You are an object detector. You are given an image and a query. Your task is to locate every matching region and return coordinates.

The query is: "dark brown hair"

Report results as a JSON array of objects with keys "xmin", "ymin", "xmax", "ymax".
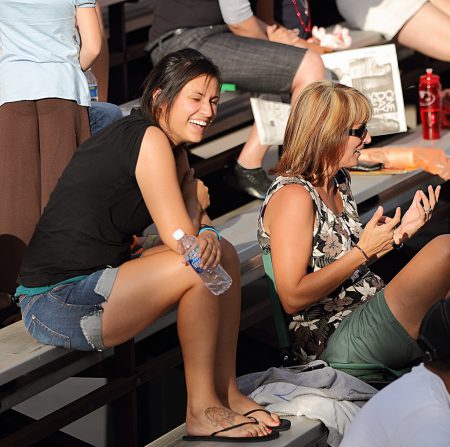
[{"xmin": 140, "ymin": 48, "xmax": 221, "ymax": 124}]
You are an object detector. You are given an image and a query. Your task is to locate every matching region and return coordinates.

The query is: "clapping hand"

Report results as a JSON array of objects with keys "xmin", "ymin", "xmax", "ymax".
[
  {"xmin": 358, "ymin": 206, "xmax": 402, "ymax": 259},
  {"xmin": 394, "ymin": 185, "xmax": 441, "ymax": 243}
]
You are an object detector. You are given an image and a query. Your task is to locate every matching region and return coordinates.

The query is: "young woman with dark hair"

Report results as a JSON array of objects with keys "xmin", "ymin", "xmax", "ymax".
[
  {"xmin": 15, "ymin": 49, "xmax": 283, "ymax": 441},
  {"xmin": 258, "ymin": 80, "xmax": 450, "ymax": 375}
]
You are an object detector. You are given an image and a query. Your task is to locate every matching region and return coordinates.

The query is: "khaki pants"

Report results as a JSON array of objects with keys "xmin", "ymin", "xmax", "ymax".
[{"xmin": 0, "ymin": 99, "xmax": 90, "ymax": 294}]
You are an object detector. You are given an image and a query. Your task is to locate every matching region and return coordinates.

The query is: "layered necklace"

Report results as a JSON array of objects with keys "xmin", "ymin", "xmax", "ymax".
[{"xmin": 291, "ymin": 0, "xmax": 312, "ymax": 33}]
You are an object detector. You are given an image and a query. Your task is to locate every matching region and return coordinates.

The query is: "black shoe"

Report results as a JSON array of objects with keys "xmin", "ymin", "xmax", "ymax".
[{"xmin": 231, "ymin": 163, "xmax": 273, "ymax": 199}]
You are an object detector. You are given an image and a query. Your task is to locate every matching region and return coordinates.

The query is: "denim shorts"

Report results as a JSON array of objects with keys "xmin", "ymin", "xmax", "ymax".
[
  {"xmin": 18, "ymin": 267, "xmax": 118, "ymax": 351},
  {"xmin": 149, "ymin": 25, "xmax": 307, "ymax": 95}
]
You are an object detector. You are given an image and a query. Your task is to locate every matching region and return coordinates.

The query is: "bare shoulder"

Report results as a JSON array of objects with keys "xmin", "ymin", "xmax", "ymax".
[
  {"xmin": 138, "ymin": 126, "xmax": 173, "ymax": 158},
  {"xmin": 265, "ymin": 182, "xmax": 314, "ymax": 233},
  {"xmin": 136, "ymin": 126, "xmax": 176, "ymax": 179},
  {"xmin": 141, "ymin": 126, "xmax": 170, "ymax": 146},
  {"xmin": 268, "ymin": 182, "xmax": 313, "ymax": 212}
]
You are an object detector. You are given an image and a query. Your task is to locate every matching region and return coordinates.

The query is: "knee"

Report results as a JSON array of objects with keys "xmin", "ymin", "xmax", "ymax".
[
  {"xmin": 294, "ymin": 49, "xmax": 325, "ymax": 86},
  {"xmin": 426, "ymin": 234, "xmax": 450, "ymax": 262},
  {"xmin": 220, "ymin": 238, "xmax": 240, "ymax": 271}
]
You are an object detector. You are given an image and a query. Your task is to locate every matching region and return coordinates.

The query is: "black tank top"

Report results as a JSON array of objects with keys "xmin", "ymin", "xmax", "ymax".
[
  {"xmin": 149, "ymin": 0, "xmax": 224, "ymax": 42},
  {"xmin": 19, "ymin": 111, "xmax": 155, "ymax": 287}
]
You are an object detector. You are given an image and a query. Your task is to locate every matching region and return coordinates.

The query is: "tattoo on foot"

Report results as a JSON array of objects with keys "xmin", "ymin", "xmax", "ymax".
[{"xmin": 205, "ymin": 407, "xmax": 236, "ymax": 428}]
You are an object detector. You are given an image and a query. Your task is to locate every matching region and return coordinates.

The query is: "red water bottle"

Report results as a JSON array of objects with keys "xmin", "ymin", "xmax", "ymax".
[{"xmin": 419, "ymin": 68, "xmax": 442, "ymax": 140}]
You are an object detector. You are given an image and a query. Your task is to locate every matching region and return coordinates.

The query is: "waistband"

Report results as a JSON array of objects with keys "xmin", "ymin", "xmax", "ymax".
[{"xmin": 145, "ymin": 28, "xmax": 188, "ymax": 54}]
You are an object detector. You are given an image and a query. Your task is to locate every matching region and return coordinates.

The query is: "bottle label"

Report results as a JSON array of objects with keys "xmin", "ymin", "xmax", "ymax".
[
  {"xmin": 419, "ymin": 90, "xmax": 437, "ymax": 107},
  {"xmin": 89, "ymin": 85, "xmax": 99, "ymax": 102},
  {"xmin": 186, "ymin": 252, "xmax": 204, "ymax": 273}
]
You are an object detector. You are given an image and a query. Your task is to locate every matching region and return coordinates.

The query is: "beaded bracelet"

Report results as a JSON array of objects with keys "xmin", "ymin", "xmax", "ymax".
[
  {"xmin": 198, "ymin": 225, "xmax": 221, "ymax": 240},
  {"xmin": 354, "ymin": 244, "xmax": 370, "ymax": 262}
]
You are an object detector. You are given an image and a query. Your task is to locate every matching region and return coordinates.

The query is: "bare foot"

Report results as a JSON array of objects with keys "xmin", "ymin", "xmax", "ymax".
[
  {"xmin": 228, "ymin": 393, "xmax": 282, "ymax": 429},
  {"xmin": 185, "ymin": 406, "xmax": 272, "ymax": 438}
]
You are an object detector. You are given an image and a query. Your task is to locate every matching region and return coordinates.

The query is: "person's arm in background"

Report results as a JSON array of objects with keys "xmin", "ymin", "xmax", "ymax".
[
  {"xmin": 219, "ymin": 0, "xmax": 267, "ymax": 39},
  {"xmin": 76, "ymin": 5, "xmax": 102, "ymax": 71},
  {"xmin": 253, "ymin": 0, "xmax": 333, "ymax": 53},
  {"xmin": 218, "ymin": 0, "xmax": 318, "ymax": 48},
  {"xmin": 91, "ymin": 4, "xmax": 109, "ymax": 101}
]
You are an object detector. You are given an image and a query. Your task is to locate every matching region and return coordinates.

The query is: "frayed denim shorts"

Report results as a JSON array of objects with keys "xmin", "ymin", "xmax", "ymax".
[{"xmin": 18, "ymin": 267, "xmax": 118, "ymax": 351}]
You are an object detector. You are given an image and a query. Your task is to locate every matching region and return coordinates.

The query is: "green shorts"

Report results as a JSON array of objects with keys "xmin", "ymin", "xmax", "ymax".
[{"xmin": 319, "ymin": 289, "xmax": 423, "ymax": 378}]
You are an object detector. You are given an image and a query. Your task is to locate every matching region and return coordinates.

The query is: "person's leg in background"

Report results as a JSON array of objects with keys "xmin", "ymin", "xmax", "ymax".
[
  {"xmin": 88, "ymin": 101, "xmax": 123, "ymax": 134},
  {"xmin": 397, "ymin": 1, "xmax": 450, "ymax": 62},
  {"xmin": 234, "ymin": 49, "xmax": 325, "ymax": 192},
  {"xmin": 37, "ymin": 99, "xmax": 90, "ymax": 212},
  {"xmin": 148, "ymin": 28, "xmax": 326, "ymax": 198},
  {"xmin": 0, "ymin": 101, "xmax": 40, "ymax": 324},
  {"xmin": 197, "ymin": 32, "xmax": 326, "ymax": 198}
]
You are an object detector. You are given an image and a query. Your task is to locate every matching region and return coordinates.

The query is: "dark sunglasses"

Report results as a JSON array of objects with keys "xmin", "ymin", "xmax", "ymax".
[{"xmin": 348, "ymin": 123, "xmax": 368, "ymax": 141}]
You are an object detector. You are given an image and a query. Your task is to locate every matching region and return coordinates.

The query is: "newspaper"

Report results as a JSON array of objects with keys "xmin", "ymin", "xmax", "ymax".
[
  {"xmin": 251, "ymin": 43, "xmax": 407, "ymax": 145},
  {"xmin": 321, "ymin": 44, "xmax": 407, "ymax": 136},
  {"xmin": 250, "ymin": 97, "xmax": 291, "ymax": 146}
]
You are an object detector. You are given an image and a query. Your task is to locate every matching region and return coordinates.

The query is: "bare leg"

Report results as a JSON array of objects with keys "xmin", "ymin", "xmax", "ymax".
[
  {"xmin": 397, "ymin": 3, "xmax": 450, "ymax": 62},
  {"xmin": 102, "ymin": 246, "xmax": 269, "ymax": 438},
  {"xmin": 384, "ymin": 234, "xmax": 450, "ymax": 339},
  {"xmin": 237, "ymin": 49, "xmax": 325, "ymax": 168},
  {"xmin": 430, "ymin": 0, "xmax": 450, "ymax": 15},
  {"xmin": 212, "ymin": 240, "xmax": 283, "ymax": 427}
]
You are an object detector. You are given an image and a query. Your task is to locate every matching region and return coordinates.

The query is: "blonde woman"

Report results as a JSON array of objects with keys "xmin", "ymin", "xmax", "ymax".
[{"xmin": 258, "ymin": 81, "xmax": 450, "ymax": 374}]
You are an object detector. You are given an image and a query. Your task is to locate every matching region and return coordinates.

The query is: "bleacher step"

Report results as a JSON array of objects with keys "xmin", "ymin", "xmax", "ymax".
[{"xmin": 145, "ymin": 417, "xmax": 328, "ymax": 447}]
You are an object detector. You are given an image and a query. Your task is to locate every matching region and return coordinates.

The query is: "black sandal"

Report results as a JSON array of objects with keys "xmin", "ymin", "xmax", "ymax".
[
  {"xmin": 243, "ymin": 409, "xmax": 291, "ymax": 432},
  {"xmin": 183, "ymin": 418, "xmax": 280, "ymax": 442}
]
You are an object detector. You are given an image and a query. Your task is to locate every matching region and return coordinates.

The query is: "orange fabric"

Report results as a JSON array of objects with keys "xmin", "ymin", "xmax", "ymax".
[{"xmin": 359, "ymin": 147, "xmax": 450, "ymax": 180}]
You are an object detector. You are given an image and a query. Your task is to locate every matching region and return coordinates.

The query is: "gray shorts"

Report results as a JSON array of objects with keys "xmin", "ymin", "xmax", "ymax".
[
  {"xmin": 149, "ymin": 25, "xmax": 307, "ymax": 95},
  {"xmin": 18, "ymin": 267, "xmax": 119, "ymax": 351}
]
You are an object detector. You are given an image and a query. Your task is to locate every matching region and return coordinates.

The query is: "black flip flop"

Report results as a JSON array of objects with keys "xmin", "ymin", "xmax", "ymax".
[
  {"xmin": 243, "ymin": 409, "xmax": 291, "ymax": 432},
  {"xmin": 183, "ymin": 419, "xmax": 280, "ymax": 442}
]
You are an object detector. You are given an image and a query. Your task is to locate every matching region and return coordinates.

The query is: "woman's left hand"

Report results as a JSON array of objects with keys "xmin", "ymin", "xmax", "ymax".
[
  {"xmin": 197, "ymin": 231, "xmax": 221, "ymax": 269},
  {"xmin": 394, "ymin": 185, "xmax": 441, "ymax": 243}
]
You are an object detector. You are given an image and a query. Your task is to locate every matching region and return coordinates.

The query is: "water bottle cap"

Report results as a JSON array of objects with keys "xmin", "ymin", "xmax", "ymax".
[
  {"xmin": 426, "ymin": 68, "xmax": 433, "ymax": 75},
  {"xmin": 172, "ymin": 229, "xmax": 185, "ymax": 240}
]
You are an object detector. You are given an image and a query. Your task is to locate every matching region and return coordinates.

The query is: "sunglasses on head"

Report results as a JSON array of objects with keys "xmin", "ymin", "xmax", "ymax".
[{"xmin": 348, "ymin": 123, "xmax": 368, "ymax": 141}]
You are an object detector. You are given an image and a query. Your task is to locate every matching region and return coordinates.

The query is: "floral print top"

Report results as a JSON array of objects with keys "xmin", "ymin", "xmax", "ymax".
[{"xmin": 257, "ymin": 170, "xmax": 385, "ymax": 362}]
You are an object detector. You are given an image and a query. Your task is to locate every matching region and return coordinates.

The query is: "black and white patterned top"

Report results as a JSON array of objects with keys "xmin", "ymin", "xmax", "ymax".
[{"xmin": 257, "ymin": 169, "xmax": 385, "ymax": 361}]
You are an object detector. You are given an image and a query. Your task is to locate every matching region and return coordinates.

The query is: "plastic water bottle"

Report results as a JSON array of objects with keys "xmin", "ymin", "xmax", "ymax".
[
  {"xmin": 172, "ymin": 229, "xmax": 232, "ymax": 295},
  {"xmin": 85, "ymin": 69, "xmax": 99, "ymax": 102},
  {"xmin": 419, "ymin": 68, "xmax": 442, "ymax": 140}
]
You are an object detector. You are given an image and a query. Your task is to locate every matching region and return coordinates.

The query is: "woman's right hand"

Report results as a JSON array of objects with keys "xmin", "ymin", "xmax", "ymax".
[{"xmin": 358, "ymin": 206, "xmax": 402, "ymax": 258}]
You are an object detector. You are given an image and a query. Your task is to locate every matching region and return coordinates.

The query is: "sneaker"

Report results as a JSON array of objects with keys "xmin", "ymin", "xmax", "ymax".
[{"xmin": 231, "ymin": 163, "xmax": 273, "ymax": 199}]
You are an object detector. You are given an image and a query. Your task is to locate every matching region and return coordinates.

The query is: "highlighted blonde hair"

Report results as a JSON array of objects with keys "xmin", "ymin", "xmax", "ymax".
[{"xmin": 275, "ymin": 81, "xmax": 372, "ymax": 185}]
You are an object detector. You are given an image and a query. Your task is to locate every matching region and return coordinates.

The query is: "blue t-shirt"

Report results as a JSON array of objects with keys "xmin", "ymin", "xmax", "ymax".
[{"xmin": 0, "ymin": 0, "xmax": 96, "ymax": 107}]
